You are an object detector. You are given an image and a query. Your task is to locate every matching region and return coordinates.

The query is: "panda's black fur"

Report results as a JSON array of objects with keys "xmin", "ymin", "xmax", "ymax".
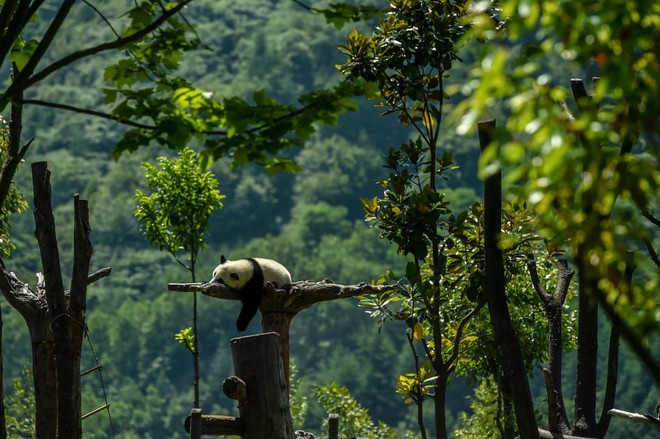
[{"xmin": 235, "ymin": 258, "xmax": 264, "ymax": 331}]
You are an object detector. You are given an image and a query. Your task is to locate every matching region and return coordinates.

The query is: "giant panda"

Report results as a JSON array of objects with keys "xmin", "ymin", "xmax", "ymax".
[{"xmin": 211, "ymin": 255, "xmax": 292, "ymax": 331}]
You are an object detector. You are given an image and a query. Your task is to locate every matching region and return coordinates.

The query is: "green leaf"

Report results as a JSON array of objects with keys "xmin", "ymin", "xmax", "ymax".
[
  {"xmin": 10, "ymin": 39, "xmax": 39, "ymax": 71},
  {"xmin": 413, "ymin": 322, "xmax": 424, "ymax": 341},
  {"xmin": 175, "ymin": 327, "xmax": 195, "ymax": 353}
]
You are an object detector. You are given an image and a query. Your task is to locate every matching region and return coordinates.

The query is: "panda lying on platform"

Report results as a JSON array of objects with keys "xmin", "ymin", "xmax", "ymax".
[{"xmin": 211, "ymin": 255, "xmax": 292, "ymax": 331}]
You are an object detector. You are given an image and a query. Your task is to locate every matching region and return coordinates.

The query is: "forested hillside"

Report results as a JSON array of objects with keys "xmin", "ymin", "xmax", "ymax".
[{"xmin": 1, "ymin": 1, "xmax": 658, "ymax": 438}]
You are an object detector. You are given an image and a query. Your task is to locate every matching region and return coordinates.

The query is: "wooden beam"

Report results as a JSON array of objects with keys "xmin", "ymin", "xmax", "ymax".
[
  {"xmin": 538, "ymin": 428, "xmax": 596, "ymax": 439},
  {"xmin": 184, "ymin": 412, "xmax": 242, "ymax": 436}
]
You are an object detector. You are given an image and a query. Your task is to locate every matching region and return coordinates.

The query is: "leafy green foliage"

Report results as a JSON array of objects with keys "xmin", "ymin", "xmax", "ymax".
[
  {"xmin": 458, "ymin": 0, "xmax": 660, "ymax": 346},
  {"xmin": 134, "ymin": 146, "xmax": 224, "ymax": 273},
  {"xmin": 175, "ymin": 326, "xmax": 195, "ymax": 353},
  {"xmin": 5, "ymin": 366, "xmax": 35, "ymax": 438},
  {"xmin": 339, "ymin": 2, "xmax": 485, "ymax": 437},
  {"xmin": 396, "ymin": 360, "xmax": 437, "ymax": 406},
  {"xmin": 362, "ymin": 143, "xmax": 455, "ymax": 260},
  {"xmin": 2, "ymin": 1, "xmax": 656, "ymax": 438},
  {"xmin": 101, "ymin": 1, "xmax": 368, "ymax": 174},
  {"xmin": 338, "ymin": 0, "xmax": 470, "ymax": 112},
  {"xmin": 289, "ymin": 361, "xmax": 308, "ymax": 430},
  {"xmin": 302, "ymin": 2, "xmax": 383, "ymax": 30},
  {"xmin": 0, "ymin": 116, "xmax": 28, "ymax": 258},
  {"xmin": 10, "ymin": 38, "xmax": 39, "ymax": 71},
  {"xmin": 314, "ymin": 383, "xmax": 399, "ymax": 439},
  {"xmin": 454, "ymin": 380, "xmax": 518, "ymax": 439}
]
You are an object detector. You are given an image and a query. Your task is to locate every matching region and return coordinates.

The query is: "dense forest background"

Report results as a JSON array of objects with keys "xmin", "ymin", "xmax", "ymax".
[{"xmin": 1, "ymin": 1, "xmax": 657, "ymax": 438}]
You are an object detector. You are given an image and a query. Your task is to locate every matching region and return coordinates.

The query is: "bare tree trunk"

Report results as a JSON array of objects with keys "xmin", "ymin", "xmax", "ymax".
[
  {"xmin": 1, "ymin": 162, "xmax": 101, "ymax": 439},
  {"xmin": 433, "ymin": 372, "xmax": 449, "ymax": 439},
  {"xmin": 0, "ymin": 271, "xmax": 58, "ymax": 439},
  {"xmin": 0, "ymin": 302, "xmax": 5, "ymax": 439},
  {"xmin": 573, "ymin": 247, "xmax": 599, "ymax": 436},
  {"xmin": 32, "ymin": 163, "xmax": 92, "ymax": 439},
  {"xmin": 479, "ymin": 120, "xmax": 539, "ymax": 438},
  {"xmin": 594, "ymin": 252, "xmax": 632, "ymax": 438},
  {"xmin": 527, "ymin": 255, "xmax": 573, "ymax": 433},
  {"xmin": 499, "ymin": 375, "xmax": 517, "ymax": 439}
]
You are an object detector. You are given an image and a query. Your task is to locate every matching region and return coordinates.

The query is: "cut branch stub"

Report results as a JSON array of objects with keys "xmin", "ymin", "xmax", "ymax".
[{"xmin": 222, "ymin": 376, "xmax": 247, "ymax": 405}]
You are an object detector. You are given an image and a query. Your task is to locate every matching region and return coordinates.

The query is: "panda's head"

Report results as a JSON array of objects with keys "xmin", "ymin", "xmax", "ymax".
[{"xmin": 211, "ymin": 255, "xmax": 254, "ymax": 290}]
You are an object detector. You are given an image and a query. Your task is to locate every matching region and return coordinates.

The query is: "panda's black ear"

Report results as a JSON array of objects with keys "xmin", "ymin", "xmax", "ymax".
[
  {"xmin": 221, "ymin": 254, "xmax": 227, "ymax": 264},
  {"xmin": 230, "ymin": 272, "xmax": 240, "ymax": 281}
]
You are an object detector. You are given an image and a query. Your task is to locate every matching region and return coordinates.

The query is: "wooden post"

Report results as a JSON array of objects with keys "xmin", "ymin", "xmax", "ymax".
[
  {"xmin": 328, "ymin": 413, "xmax": 339, "ymax": 439},
  {"xmin": 231, "ymin": 332, "xmax": 294, "ymax": 439},
  {"xmin": 189, "ymin": 408, "xmax": 202, "ymax": 439},
  {"xmin": 260, "ymin": 311, "xmax": 293, "ymax": 387}
]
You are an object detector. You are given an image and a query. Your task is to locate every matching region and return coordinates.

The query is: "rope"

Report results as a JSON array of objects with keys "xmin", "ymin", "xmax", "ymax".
[{"xmin": 83, "ymin": 328, "xmax": 118, "ymax": 438}]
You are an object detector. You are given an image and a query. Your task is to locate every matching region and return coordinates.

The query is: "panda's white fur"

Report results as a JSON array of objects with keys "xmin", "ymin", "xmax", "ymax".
[
  {"xmin": 211, "ymin": 256, "xmax": 291, "ymax": 331},
  {"xmin": 212, "ymin": 257, "xmax": 291, "ymax": 290}
]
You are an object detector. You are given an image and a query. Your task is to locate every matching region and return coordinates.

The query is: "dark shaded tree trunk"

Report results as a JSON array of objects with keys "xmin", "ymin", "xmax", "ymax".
[
  {"xmin": 479, "ymin": 120, "xmax": 539, "ymax": 438},
  {"xmin": 0, "ymin": 162, "xmax": 105, "ymax": 439},
  {"xmin": 434, "ymin": 370, "xmax": 449, "ymax": 439},
  {"xmin": 32, "ymin": 162, "xmax": 92, "ymax": 439},
  {"xmin": 1, "ymin": 270, "xmax": 58, "ymax": 439},
  {"xmin": 572, "ymin": 253, "xmax": 599, "ymax": 436},
  {"xmin": 0, "ymin": 302, "xmax": 5, "ymax": 439},
  {"xmin": 570, "ymin": 78, "xmax": 600, "ymax": 437},
  {"xmin": 499, "ymin": 375, "xmax": 517, "ymax": 439},
  {"xmin": 527, "ymin": 255, "xmax": 573, "ymax": 434}
]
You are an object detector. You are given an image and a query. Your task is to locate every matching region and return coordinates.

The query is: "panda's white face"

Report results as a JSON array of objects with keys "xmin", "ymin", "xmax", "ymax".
[{"xmin": 212, "ymin": 259, "xmax": 254, "ymax": 290}]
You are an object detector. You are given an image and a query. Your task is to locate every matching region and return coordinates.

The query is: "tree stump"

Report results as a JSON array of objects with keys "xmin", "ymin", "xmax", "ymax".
[{"xmin": 231, "ymin": 332, "xmax": 294, "ymax": 439}]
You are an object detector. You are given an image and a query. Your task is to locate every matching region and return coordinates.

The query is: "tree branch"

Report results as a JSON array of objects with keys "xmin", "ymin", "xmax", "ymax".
[
  {"xmin": 2, "ymin": 0, "xmax": 192, "ymax": 109},
  {"xmin": 31, "ymin": 161, "xmax": 66, "ymax": 316},
  {"xmin": 643, "ymin": 238, "xmax": 659, "ymax": 268},
  {"xmin": 22, "ymin": 93, "xmax": 336, "ymax": 139},
  {"xmin": 0, "ymin": 65, "xmax": 29, "ymax": 212},
  {"xmin": 526, "ymin": 253, "xmax": 551, "ymax": 303},
  {"xmin": 13, "ymin": 0, "xmax": 76, "ymax": 83},
  {"xmin": 607, "ymin": 409, "xmax": 660, "ymax": 427},
  {"xmin": 82, "ymin": 0, "xmax": 121, "ymax": 39},
  {"xmin": 553, "ymin": 258, "xmax": 574, "ymax": 303},
  {"xmin": 0, "ymin": 0, "xmax": 19, "ymax": 38},
  {"xmin": 641, "ymin": 210, "xmax": 660, "ymax": 228},
  {"xmin": 527, "ymin": 254, "xmax": 574, "ymax": 433},
  {"xmin": 86, "ymin": 267, "xmax": 112, "ymax": 285},
  {"xmin": 595, "ymin": 319, "xmax": 620, "ymax": 437},
  {"xmin": 21, "ymin": 99, "xmax": 157, "ymax": 129},
  {"xmin": 70, "ymin": 195, "xmax": 92, "ymax": 314},
  {"xmin": 447, "ymin": 299, "xmax": 486, "ymax": 369},
  {"xmin": 168, "ymin": 279, "xmax": 397, "ymax": 315},
  {"xmin": 0, "ymin": 267, "xmax": 44, "ymax": 318},
  {"xmin": 541, "ymin": 368, "xmax": 560, "ymax": 432},
  {"xmin": 596, "ymin": 292, "xmax": 660, "ymax": 383},
  {"xmin": 596, "ymin": 251, "xmax": 634, "ymax": 437}
]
